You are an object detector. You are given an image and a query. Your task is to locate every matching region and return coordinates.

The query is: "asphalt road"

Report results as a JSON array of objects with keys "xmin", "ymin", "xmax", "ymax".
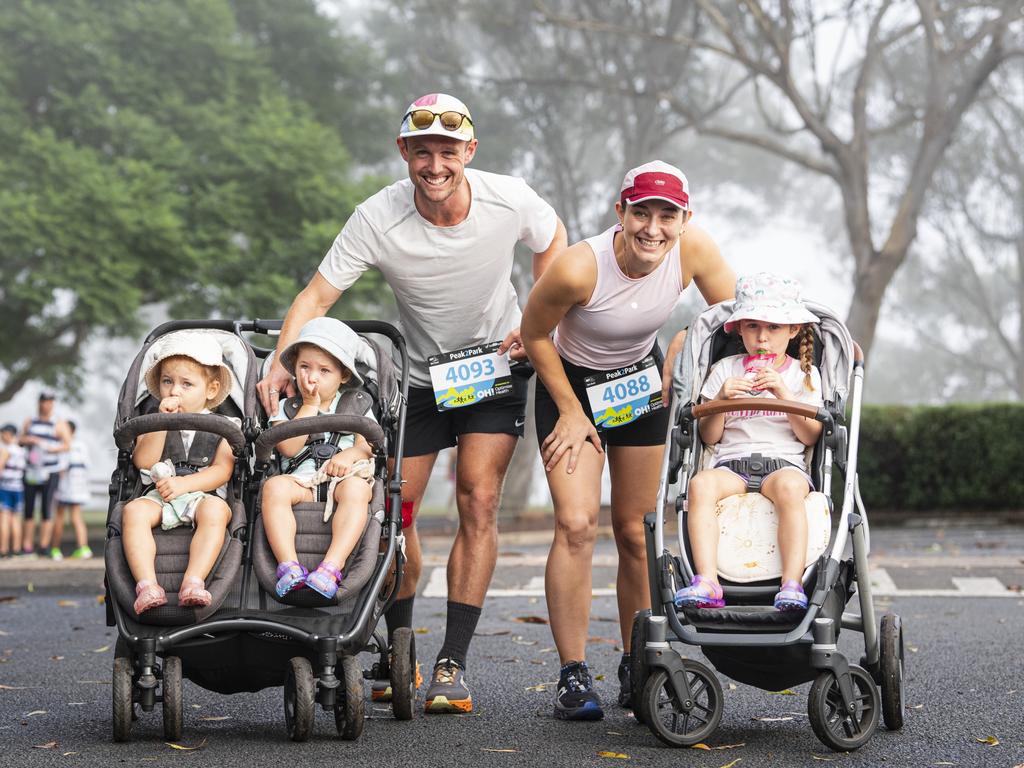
[{"xmin": 1, "ymin": 525, "xmax": 1022, "ymax": 768}]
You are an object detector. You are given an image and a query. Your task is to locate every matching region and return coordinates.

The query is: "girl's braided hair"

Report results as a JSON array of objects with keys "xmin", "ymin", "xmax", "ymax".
[{"xmin": 798, "ymin": 325, "xmax": 816, "ymax": 391}]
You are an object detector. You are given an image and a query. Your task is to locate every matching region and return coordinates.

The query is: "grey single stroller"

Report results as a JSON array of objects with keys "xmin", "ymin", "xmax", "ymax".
[{"xmin": 629, "ymin": 300, "xmax": 905, "ymax": 752}]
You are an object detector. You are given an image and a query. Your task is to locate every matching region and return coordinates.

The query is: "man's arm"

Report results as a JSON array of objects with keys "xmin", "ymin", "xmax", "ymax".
[
  {"xmin": 499, "ymin": 217, "xmax": 568, "ymax": 360},
  {"xmin": 532, "ymin": 217, "xmax": 568, "ymax": 281},
  {"xmin": 257, "ymin": 272, "xmax": 342, "ymax": 416}
]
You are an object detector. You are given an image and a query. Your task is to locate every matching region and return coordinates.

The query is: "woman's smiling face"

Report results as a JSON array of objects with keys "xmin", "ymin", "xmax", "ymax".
[{"xmin": 616, "ymin": 200, "xmax": 688, "ymax": 270}]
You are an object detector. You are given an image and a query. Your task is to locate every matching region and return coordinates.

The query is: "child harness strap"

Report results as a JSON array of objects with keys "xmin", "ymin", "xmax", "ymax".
[
  {"xmin": 280, "ymin": 390, "xmax": 375, "ymax": 502},
  {"xmin": 160, "ymin": 430, "xmax": 222, "ymax": 476},
  {"xmin": 716, "ymin": 453, "xmax": 800, "ymax": 492}
]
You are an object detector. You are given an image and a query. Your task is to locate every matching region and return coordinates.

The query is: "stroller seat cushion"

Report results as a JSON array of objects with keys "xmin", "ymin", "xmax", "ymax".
[{"xmin": 715, "ymin": 491, "xmax": 831, "ymax": 583}]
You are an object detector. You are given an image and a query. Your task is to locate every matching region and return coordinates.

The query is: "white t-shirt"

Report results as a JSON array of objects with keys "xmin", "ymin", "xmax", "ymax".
[
  {"xmin": 318, "ymin": 168, "xmax": 558, "ymax": 387},
  {"xmin": 700, "ymin": 354, "xmax": 824, "ymax": 469}
]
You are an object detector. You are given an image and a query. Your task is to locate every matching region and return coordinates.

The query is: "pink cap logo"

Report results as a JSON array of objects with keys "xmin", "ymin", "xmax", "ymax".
[{"xmin": 413, "ymin": 93, "xmax": 439, "ymax": 107}]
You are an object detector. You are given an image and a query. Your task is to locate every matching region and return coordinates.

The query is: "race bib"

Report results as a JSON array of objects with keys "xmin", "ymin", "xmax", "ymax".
[
  {"xmin": 584, "ymin": 356, "xmax": 664, "ymax": 429},
  {"xmin": 428, "ymin": 342, "xmax": 513, "ymax": 411}
]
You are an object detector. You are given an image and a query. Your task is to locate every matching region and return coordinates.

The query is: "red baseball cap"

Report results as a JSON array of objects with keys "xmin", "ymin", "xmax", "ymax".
[{"xmin": 619, "ymin": 161, "xmax": 689, "ymax": 210}]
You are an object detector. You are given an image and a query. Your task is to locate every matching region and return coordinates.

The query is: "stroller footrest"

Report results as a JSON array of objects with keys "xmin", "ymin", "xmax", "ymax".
[{"xmin": 679, "ymin": 605, "xmax": 806, "ymax": 632}]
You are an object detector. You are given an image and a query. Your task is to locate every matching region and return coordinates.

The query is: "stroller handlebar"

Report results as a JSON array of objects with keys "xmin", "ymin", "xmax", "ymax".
[
  {"xmin": 689, "ymin": 398, "xmax": 833, "ymax": 428},
  {"xmin": 114, "ymin": 413, "xmax": 247, "ymax": 455}
]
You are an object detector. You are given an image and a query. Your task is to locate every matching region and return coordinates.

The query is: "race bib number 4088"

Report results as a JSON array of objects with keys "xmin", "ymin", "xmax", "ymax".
[
  {"xmin": 584, "ymin": 356, "xmax": 664, "ymax": 429},
  {"xmin": 428, "ymin": 342, "xmax": 513, "ymax": 411}
]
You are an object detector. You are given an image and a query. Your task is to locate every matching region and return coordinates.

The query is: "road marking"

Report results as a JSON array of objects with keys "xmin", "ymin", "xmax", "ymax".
[
  {"xmin": 870, "ymin": 568, "xmax": 1019, "ymax": 598},
  {"xmin": 421, "ymin": 567, "xmax": 615, "ymax": 598}
]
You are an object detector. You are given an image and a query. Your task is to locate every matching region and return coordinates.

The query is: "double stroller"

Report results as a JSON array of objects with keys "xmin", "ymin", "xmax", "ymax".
[
  {"xmin": 630, "ymin": 300, "xmax": 906, "ymax": 751},
  {"xmin": 103, "ymin": 319, "xmax": 414, "ymax": 742}
]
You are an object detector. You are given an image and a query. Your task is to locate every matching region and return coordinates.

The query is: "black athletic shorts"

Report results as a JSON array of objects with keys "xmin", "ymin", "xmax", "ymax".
[
  {"xmin": 390, "ymin": 362, "xmax": 534, "ymax": 458},
  {"xmin": 535, "ymin": 344, "xmax": 669, "ymax": 449}
]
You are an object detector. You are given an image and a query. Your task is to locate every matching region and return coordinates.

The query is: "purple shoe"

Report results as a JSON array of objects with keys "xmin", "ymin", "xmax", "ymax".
[
  {"xmin": 774, "ymin": 580, "xmax": 808, "ymax": 611},
  {"xmin": 306, "ymin": 561, "xmax": 343, "ymax": 599},
  {"xmin": 674, "ymin": 575, "xmax": 725, "ymax": 609},
  {"xmin": 275, "ymin": 561, "xmax": 308, "ymax": 598}
]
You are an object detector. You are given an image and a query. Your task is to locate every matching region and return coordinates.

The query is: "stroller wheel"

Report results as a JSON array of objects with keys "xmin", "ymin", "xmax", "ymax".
[
  {"xmin": 628, "ymin": 610, "xmax": 652, "ymax": 723},
  {"xmin": 161, "ymin": 656, "xmax": 183, "ymax": 741},
  {"xmin": 879, "ymin": 614, "xmax": 905, "ymax": 731},
  {"xmin": 808, "ymin": 665, "xmax": 880, "ymax": 751},
  {"xmin": 284, "ymin": 657, "xmax": 315, "ymax": 742},
  {"xmin": 641, "ymin": 661, "xmax": 724, "ymax": 747},
  {"xmin": 335, "ymin": 655, "xmax": 365, "ymax": 740},
  {"xmin": 112, "ymin": 655, "xmax": 134, "ymax": 743},
  {"xmin": 389, "ymin": 627, "xmax": 417, "ymax": 720}
]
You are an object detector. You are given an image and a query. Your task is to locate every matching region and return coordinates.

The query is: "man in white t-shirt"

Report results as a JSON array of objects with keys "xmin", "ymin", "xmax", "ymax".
[{"xmin": 258, "ymin": 93, "xmax": 567, "ymax": 714}]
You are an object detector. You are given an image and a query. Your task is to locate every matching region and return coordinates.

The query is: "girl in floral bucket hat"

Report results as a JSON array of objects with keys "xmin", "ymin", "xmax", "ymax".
[{"xmin": 675, "ymin": 272, "xmax": 823, "ymax": 612}]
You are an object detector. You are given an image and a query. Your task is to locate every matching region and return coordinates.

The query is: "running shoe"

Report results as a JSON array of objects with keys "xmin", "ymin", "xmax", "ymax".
[
  {"xmin": 554, "ymin": 660, "xmax": 604, "ymax": 721},
  {"xmin": 370, "ymin": 657, "xmax": 422, "ymax": 702},
  {"xmin": 69, "ymin": 545, "xmax": 93, "ymax": 559},
  {"xmin": 424, "ymin": 658, "xmax": 472, "ymax": 713},
  {"xmin": 48, "ymin": 547, "xmax": 63, "ymax": 561},
  {"xmin": 616, "ymin": 653, "xmax": 632, "ymax": 708}
]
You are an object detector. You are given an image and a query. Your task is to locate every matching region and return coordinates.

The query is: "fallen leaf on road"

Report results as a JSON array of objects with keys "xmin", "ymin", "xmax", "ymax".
[
  {"xmin": 908, "ymin": 704, "xmax": 924, "ymax": 710},
  {"xmin": 482, "ymin": 748, "xmax": 519, "ymax": 753},
  {"xmin": 975, "ymin": 736, "xmax": 999, "ymax": 746},
  {"xmin": 57, "ymin": 600, "xmax": 78, "ymax": 608},
  {"xmin": 33, "ymin": 742, "xmax": 57, "ymax": 749},
  {"xmin": 63, "ymin": 752, "xmax": 78, "ymax": 756},
  {"xmin": 96, "ymin": 595, "xmax": 106, "ymax": 604},
  {"xmin": 27, "ymin": 582, "xmax": 34, "ymax": 593},
  {"xmin": 0, "ymin": 596, "xmax": 17, "ymax": 604},
  {"xmin": 524, "ymin": 682, "xmax": 555, "ymax": 692},
  {"xmin": 769, "ymin": 689, "xmax": 796, "ymax": 695},
  {"xmin": 691, "ymin": 742, "xmax": 744, "ymax": 750},
  {"xmin": 166, "ymin": 739, "xmax": 207, "ymax": 751},
  {"xmin": 199, "ymin": 716, "xmax": 231, "ymax": 721},
  {"xmin": 474, "ymin": 629, "xmax": 510, "ymax": 637},
  {"xmin": 907, "ymin": 645, "xmax": 919, "ymax": 653},
  {"xmin": 92, "ymin": 645, "xmax": 110, "ymax": 653},
  {"xmin": 728, "ymin": 683, "xmax": 737, "ymax": 690},
  {"xmin": 753, "ymin": 716, "xmax": 793, "ymax": 722},
  {"xmin": 511, "ymin": 636, "xmax": 537, "ymax": 646},
  {"xmin": 539, "ymin": 647, "xmax": 556, "ymax": 653},
  {"xmin": 50, "ymin": 656, "xmax": 64, "ymax": 661},
  {"xmin": 0, "ymin": 684, "xmax": 26, "ymax": 690},
  {"xmin": 810, "ymin": 756, "xmax": 834, "ymax": 762},
  {"xmin": 717, "ymin": 760, "xmax": 741, "ymax": 768},
  {"xmin": 513, "ymin": 615, "xmax": 549, "ymax": 624},
  {"xmin": 596, "ymin": 752, "xmax": 629, "ymax": 759},
  {"xmin": 414, "ymin": 627, "xmax": 430, "ymax": 634},
  {"xmin": 606, "ymin": 731, "xmax": 625, "ymax": 736},
  {"xmin": 595, "ymin": 674, "xmax": 606, "ymax": 681},
  {"xmin": 26, "ymin": 710, "xmax": 47, "ymax": 716}
]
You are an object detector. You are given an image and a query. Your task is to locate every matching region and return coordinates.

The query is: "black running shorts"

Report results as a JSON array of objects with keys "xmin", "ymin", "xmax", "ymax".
[
  {"xmin": 390, "ymin": 363, "xmax": 534, "ymax": 458},
  {"xmin": 535, "ymin": 344, "xmax": 669, "ymax": 449}
]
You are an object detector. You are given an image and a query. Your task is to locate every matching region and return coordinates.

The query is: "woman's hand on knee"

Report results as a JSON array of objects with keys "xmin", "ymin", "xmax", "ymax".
[{"xmin": 541, "ymin": 409, "xmax": 603, "ymax": 474}]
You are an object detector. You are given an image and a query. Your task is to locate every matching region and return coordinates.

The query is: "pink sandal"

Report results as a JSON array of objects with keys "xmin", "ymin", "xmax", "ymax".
[
  {"xmin": 134, "ymin": 580, "xmax": 167, "ymax": 614},
  {"xmin": 178, "ymin": 576, "xmax": 212, "ymax": 608}
]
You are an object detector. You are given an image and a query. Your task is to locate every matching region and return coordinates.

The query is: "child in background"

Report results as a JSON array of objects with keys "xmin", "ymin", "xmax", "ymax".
[
  {"xmin": 675, "ymin": 273, "xmax": 823, "ymax": 612},
  {"xmin": 0, "ymin": 424, "xmax": 26, "ymax": 558},
  {"xmin": 122, "ymin": 333, "xmax": 236, "ymax": 614},
  {"xmin": 52, "ymin": 421, "xmax": 93, "ymax": 559},
  {"xmin": 262, "ymin": 317, "xmax": 375, "ymax": 600}
]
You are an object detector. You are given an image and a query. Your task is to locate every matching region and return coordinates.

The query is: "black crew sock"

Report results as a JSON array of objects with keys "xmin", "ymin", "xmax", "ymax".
[
  {"xmin": 436, "ymin": 601, "xmax": 482, "ymax": 669},
  {"xmin": 384, "ymin": 596, "xmax": 414, "ymax": 646}
]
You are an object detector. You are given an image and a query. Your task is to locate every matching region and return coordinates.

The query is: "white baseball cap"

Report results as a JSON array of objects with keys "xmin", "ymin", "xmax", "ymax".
[{"xmin": 399, "ymin": 93, "xmax": 475, "ymax": 142}]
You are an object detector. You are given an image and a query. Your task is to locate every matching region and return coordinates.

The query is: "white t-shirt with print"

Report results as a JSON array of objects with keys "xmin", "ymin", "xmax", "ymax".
[
  {"xmin": 318, "ymin": 168, "xmax": 558, "ymax": 387},
  {"xmin": 700, "ymin": 354, "xmax": 824, "ymax": 469}
]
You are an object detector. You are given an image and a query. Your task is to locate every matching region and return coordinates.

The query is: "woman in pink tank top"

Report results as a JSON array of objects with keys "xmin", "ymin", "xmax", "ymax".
[{"xmin": 521, "ymin": 161, "xmax": 735, "ymax": 721}]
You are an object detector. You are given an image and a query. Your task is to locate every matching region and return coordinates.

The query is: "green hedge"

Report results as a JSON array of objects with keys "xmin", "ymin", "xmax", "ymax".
[{"xmin": 854, "ymin": 404, "xmax": 1024, "ymax": 512}]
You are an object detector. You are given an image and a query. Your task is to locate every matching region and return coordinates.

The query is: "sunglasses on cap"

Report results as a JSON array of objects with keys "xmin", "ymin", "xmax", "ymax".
[{"xmin": 403, "ymin": 109, "xmax": 473, "ymax": 133}]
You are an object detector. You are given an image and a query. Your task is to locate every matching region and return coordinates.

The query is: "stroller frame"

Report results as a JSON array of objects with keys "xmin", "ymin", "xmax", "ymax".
[
  {"xmin": 105, "ymin": 318, "xmax": 412, "ymax": 742},
  {"xmin": 633, "ymin": 302, "xmax": 905, "ymax": 752}
]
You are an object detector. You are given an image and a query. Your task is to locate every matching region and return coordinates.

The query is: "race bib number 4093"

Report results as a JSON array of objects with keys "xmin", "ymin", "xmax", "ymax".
[
  {"xmin": 584, "ymin": 356, "xmax": 664, "ymax": 429},
  {"xmin": 428, "ymin": 342, "xmax": 513, "ymax": 411}
]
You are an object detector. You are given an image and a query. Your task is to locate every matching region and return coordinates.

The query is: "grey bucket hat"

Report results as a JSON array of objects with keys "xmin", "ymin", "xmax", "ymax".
[{"xmin": 279, "ymin": 317, "xmax": 363, "ymax": 386}]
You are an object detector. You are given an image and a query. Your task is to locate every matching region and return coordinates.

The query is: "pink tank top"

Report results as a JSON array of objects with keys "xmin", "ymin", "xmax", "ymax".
[{"xmin": 554, "ymin": 224, "xmax": 684, "ymax": 369}]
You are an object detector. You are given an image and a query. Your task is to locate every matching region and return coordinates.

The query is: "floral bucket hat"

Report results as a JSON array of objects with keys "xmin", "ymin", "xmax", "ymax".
[{"xmin": 723, "ymin": 272, "xmax": 820, "ymax": 333}]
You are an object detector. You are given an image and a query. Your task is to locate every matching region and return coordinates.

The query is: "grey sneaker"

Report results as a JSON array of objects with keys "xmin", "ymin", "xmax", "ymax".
[{"xmin": 424, "ymin": 658, "xmax": 472, "ymax": 713}]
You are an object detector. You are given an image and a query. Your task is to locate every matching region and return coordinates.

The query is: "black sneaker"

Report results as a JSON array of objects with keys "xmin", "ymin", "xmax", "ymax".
[
  {"xmin": 617, "ymin": 653, "xmax": 632, "ymax": 708},
  {"xmin": 554, "ymin": 660, "xmax": 603, "ymax": 721}
]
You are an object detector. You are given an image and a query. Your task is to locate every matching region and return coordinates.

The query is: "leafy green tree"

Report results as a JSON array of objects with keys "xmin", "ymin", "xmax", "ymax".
[{"xmin": 0, "ymin": 0, "xmax": 391, "ymax": 404}]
